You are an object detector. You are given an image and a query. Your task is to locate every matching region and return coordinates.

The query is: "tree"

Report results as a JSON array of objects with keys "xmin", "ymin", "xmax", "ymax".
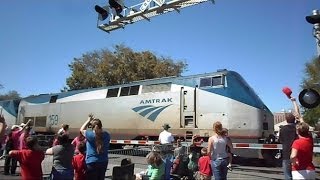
[
  {"xmin": 301, "ymin": 56, "xmax": 320, "ymax": 126},
  {"xmin": 66, "ymin": 45, "xmax": 188, "ymax": 90},
  {"xmin": 0, "ymin": 90, "xmax": 21, "ymax": 101}
]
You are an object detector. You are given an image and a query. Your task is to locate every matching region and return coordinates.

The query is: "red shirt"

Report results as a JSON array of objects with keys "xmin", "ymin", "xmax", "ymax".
[
  {"xmin": 198, "ymin": 155, "xmax": 212, "ymax": 176},
  {"xmin": 72, "ymin": 153, "xmax": 86, "ymax": 180},
  {"xmin": 71, "ymin": 137, "xmax": 86, "ymax": 154},
  {"xmin": 12, "ymin": 130, "xmax": 23, "ymax": 150},
  {"xmin": 10, "ymin": 149, "xmax": 45, "ymax": 180},
  {"xmin": 291, "ymin": 136, "xmax": 315, "ymax": 171},
  {"xmin": 19, "ymin": 132, "xmax": 29, "ymax": 150}
]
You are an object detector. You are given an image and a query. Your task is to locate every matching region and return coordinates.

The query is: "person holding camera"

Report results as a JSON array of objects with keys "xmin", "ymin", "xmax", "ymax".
[{"xmin": 80, "ymin": 114, "xmax": 110, "ymax": 180}]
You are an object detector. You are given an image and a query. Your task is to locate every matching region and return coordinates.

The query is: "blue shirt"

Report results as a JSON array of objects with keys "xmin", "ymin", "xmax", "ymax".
[{"xmin": 85, "ymin": 130, "xmax": 110, "ymax": 164}]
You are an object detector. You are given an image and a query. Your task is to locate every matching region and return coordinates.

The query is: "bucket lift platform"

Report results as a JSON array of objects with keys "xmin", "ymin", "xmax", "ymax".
[{"xmin": 97, "ymin": 0, "xmax": 214, "ymax": 33}]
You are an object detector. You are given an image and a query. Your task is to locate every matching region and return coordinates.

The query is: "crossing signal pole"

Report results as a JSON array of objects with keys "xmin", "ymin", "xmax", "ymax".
[
  {"xmin": 298, "ymin": 9, "xmax": 320, "ymax": 109},
  {"xmin": 306, "ymin": 9, "xmax": 320, "ymax": 57},
  {"xmin": 94, "ymin": 0, "xmax": 214, "ymax": 33}
]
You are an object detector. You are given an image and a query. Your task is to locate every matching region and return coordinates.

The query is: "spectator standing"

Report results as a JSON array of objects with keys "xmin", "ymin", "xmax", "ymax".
[
  {"xmin": 72, "ymin": 132, "xmax": 86, "ymax": 154},
  {"xmin": 10, "ymin": 119, "xmax": 32, "ymax": 175},
  {"xmin": 279, "ymin": 96, "xmax": 303, "ymax": 180},
  {"xmin": 53, "ymin": 124, "xmax": 70, "ymax": 146},
  {"xmin": 80, "ymin": 114, "xmax": 110, "ymax": 180},
  {"xmin": 290, "ymin": 122, "xmax": 316, "ymax": 179},
  {"xmin": 187, "ymin": 135, "xmax": 200, "ymax": 177},
  {"xmin": 197, "ymin": 147, "xmax": 212, "ymax": 180},
  {"xmin": 279, "ymin": 112, "xmax": 298, "ymax": 180},
  {"xmin": 158, "ymin": 123, "xmax": 174, "ymax": 144},
  {"xmin": 3, "ymin": 131, "xmax": 14, "ymax": 175},
  {"xmin": 171, "ymin": 147, "xmax": 189, "ymax": 179},
  {"xmin": 207, "ymin": 121, "xmax": 233, "ymax": 180},
  {"xmin": 46, "ymin": 134, "xmax": 74, "ymax": 180},
  {"xmin": 0, "ymin": 126, "xmax": 9, "ymax": 158},
  {"xmin": 9, "ymin": 136, "xmax": 45, "ymax": 180},
  {"xmin": 72, "ymin": 142, "xmax": 86, "ymax": 180},
  {"xmin": 0, "ymin": 115, "xmax": 7, "ymax": 149},
  {"xmin": 221, "ymin": 128, "xmax": 233, "ymax": 170},
  {"xmin": 57, "ymin": 124, "xmax": 69, "ymax": 135},
  {"xmin": 173, "ymin": 139, "xmax": 185, "ymax": 157},
  {"xmin": 19, "ymin": 126, "xmax": 32, "ymax": 150}
]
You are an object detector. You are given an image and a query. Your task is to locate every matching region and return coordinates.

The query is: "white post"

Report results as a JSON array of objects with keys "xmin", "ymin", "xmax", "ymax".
[{"xmin": 311, "ymin": 10, "xmax": 320, "ymax": 56}]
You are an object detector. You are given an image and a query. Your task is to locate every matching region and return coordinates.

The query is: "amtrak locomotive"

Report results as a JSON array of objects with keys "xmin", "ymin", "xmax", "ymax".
[{"xmin": 0, "ymin": 69, "xmax": 274, "ymax": 159}]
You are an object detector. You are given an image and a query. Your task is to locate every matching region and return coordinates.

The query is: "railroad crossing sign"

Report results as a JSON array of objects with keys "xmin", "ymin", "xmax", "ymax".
[{"xmin": 95, "ymin": 0, "xmax": 215, "ymax": 33}]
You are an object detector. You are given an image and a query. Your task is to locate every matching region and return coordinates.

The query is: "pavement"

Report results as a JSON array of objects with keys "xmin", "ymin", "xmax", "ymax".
[
  {"xmin": 0, "ymin": 154, "xmax": 146, "ymax": 180},
  {"xmin": 0, "ymin": 154, "xmax": 319, "ymax": 180}
]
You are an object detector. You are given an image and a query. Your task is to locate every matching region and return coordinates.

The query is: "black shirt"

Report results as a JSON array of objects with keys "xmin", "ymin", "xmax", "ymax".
[{"xmin": 279, "ymin": 124, "xmax": 298, "ymax": 160}]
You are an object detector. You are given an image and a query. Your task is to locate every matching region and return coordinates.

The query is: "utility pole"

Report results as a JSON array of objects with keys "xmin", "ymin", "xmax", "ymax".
[{"xmin": 306, "ymin": 9, "xmax": 320, "ymax": 57}]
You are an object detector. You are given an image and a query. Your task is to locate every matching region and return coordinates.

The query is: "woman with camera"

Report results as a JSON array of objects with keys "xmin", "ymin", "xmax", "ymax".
[{"xmin": 80, "ymin": 114, "xmax": 110, "ymax": 180}]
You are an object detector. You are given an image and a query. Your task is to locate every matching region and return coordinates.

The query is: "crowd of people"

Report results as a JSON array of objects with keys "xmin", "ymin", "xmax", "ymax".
[
  {"xmin": 135, "ymin": 121, "xmax": 234, "ymax": 180},
  {"xmin": 0, "ymin": 94, "xmax": 317, "ymax": 180},
  {"xmin": 278, "ymin": 96, "xmax": 316, "ymax": 180},
  {"xmin": 0, "ymin": 114, "xmax": 110, "ymax": 180}
]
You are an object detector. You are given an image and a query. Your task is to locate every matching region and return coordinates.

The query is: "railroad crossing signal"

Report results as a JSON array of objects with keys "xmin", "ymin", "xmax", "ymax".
[{"xmin": 95, "ymin": 0, "xmax": 215, "ymax": 33}]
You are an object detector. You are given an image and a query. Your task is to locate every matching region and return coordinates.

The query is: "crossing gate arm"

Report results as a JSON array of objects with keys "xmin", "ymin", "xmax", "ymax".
[
  {"xmin": 110, "ymin": 139, "xmax": 161, "ymax": 145},
  {"xmin": 97, "ymin": 0, "xmax": 214, "ymax": 33},
  {"xmin": 109, "ymin": 140, "xmax": 320, "ymax": 152},
  {"xmin": 191, "ymin": 142, "xmax": 283, "ymax": 150},
  {"xmin": 232, "ymin": 143, "xmax": 282, "ymax": 150}
]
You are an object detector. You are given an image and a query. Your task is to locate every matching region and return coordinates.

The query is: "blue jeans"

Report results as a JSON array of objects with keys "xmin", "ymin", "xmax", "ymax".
[
  {"xmin": 282, "ymin": 159, "xmax": 292, "ymax": 180},
  {"xmin": 212, "ymin": 158, "xmax": 229, "ymax": 180},
  {"xmin": 86, "ymin": 161, "xmax": 108, "ymax": 180},
  {"xmin": 50, "ymin": 167, "xmax": 74, "ymax": 180}
]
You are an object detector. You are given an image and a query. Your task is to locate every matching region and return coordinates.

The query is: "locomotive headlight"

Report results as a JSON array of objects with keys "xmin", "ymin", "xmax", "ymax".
[{"xmin": 298, "ymin": 88, "xmax": 320, "ymax": 109}]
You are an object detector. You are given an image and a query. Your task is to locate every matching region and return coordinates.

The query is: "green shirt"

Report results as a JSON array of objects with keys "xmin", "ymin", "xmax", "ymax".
[{"xmin": 146, "ymin": 163, "xmax": 165, "ymax": 180}]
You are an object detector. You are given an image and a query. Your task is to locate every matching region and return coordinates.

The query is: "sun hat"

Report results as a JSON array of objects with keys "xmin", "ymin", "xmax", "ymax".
[
  {"xmin": 11, "ymin": 125, "xmax": 21, "ymax": 130},
  {"xmin": 162, "ymin": 123, "xmax": 171, "ymax": 129}
]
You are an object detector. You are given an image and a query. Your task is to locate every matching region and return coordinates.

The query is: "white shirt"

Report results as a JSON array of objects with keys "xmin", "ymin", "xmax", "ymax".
[{"xmin": 158, "ymin": 130, "xmax": 174, "ymax": 144}]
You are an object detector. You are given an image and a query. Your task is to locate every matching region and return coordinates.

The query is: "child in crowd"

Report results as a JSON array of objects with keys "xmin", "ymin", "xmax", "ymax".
[
  {"xmin": 222, "ymin": 128, "xmax": 233, "ymax": 170},
  {"xmin": 57, "ymin": 124, "xmax": 69, "ymax": 135},
  {"xmin": 116, "ymin": 158, "xmax": 135, "ymax": 180},
  {"xmin": 71, "ymin": 132, "xmax": 86, "ymax": 154},
  {"xmin": 136, "ymin": 151, "xmax": 165, "ymax": 180},
  {"xmin": 9, "ymin": 136, "xmax": 45, "ymax": 180},
  {"xmin": 188, "ymin": 145, "xmax": 200, "ymax": 177},
  {"xmin": 197, "ymin": 147, "xmax": 212, "ymax": 180},
  {"xmin": 53, "ymin": 124, "xmax": 70, "ymax": 146},
  {"xmin": 121, "ymin": 158, "xmax": 132, "ymax": 166},
  {"xmin": 171, "ymin": 147, "xmax": 189, "ymax": 179},
  {"xmin": 72, "ymin": 142, "xmax": 86, "ymax": 180},
  {"xmin": 19, "ymin": 126, "xmax": 32, "ymax": 150}
]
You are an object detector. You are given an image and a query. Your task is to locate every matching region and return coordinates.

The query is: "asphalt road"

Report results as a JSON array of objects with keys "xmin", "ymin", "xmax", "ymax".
[{"xmin": 0, "ymin": 154, "xmax": 319, "ymax": 179}]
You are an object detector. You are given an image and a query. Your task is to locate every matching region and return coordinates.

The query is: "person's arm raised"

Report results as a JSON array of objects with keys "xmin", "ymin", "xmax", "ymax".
[
  {"xmin": 19, "ymin": 119, "xmax": 32, "ymax": 132},
  {"xmin": 80, "ymin": 114, "xmax": 93, "ymax": 137}
]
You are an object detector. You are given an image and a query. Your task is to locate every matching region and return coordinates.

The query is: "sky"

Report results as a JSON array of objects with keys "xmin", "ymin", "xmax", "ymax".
[{"xmin": 0, "ymin": 0, "xmax": 318, "ymax": 113}]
